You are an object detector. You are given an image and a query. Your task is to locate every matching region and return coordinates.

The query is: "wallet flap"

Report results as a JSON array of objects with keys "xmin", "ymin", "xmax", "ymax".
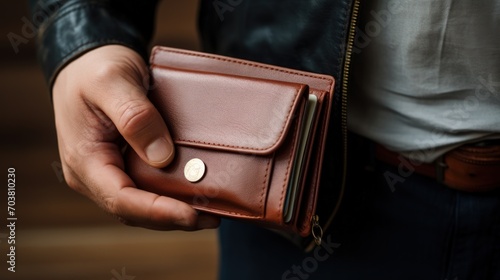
[
  {"xmin": 150, "ymin": 66, "xmax": 308, "ymax": 155},
  {"xmin": 151, "ymin": 46, "xmax": 335, "ymax": 94},
  {"xmin": 126, "ymin": 46, "xmax": 336, "ymax": 248}
]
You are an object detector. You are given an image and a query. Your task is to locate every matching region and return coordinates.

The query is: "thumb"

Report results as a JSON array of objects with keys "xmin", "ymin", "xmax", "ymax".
[{"xmin": 98, "ymin": 77, "xmax": 175, "ymax": 168}]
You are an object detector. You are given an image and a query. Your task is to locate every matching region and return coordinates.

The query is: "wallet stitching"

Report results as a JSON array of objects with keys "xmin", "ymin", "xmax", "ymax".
[
  {"xmin": 150, "ymin": 67, "xmax": 301, "ymax": 152},
  {"xmin": 150, "ymin": 48, "xmax": 321, "ymax": 151},
  {"xmin": 193, "ymin": 158, "xmax": 271, "ymax": 219},
  {"xmin": 259, "ymin": 158, "xmax": 272, "ymax": 214},
  {"xmin": 150, "ymin": 47, "xmax": 322, "ymax": 220},
  {"xmin": 152, "ymin": 47, "xmax": 334, "ymax": 92},
  {"xmin": 298, "ymin": 101, "xmax": 330, "ymax": 232},
  {"xmin": 174, "ymin": 137, "xmax": 288, "ymax": 152},
  {"xmin": 151, "ymin": 47, "xmax": 332, "ymax": 151}
]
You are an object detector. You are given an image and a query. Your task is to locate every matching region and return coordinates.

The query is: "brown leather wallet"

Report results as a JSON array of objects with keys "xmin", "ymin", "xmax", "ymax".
[{"xmin": 125, "ymin": 47, "xmax": 335, "ymax": 239}]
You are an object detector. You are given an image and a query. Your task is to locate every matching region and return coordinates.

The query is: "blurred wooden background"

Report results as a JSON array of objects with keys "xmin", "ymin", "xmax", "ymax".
[{"xmin": 0, "ymin": 1, "xmax": 219, "ymax": 279}]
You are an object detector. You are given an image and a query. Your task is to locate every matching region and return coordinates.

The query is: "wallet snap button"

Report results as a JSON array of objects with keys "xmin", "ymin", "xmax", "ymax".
[{"xmin": 184, "ymin": 158, "xmax": 206, "ymax": 183}]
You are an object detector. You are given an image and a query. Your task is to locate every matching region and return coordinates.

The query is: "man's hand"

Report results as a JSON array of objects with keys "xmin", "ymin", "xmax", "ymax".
[{"xmin": 52, "ymin": 45, "xmax": 220, "ymax": 230}]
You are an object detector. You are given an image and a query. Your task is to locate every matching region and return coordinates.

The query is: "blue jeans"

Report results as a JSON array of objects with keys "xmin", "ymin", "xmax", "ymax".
[{"xmin": 218, "ymin": 157, "xmax": 500, "ymax": 280}]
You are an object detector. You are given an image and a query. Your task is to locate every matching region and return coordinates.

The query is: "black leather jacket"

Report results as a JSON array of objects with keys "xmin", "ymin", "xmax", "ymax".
[{"xmin": 30, "ymin": 0, "xmax": 360, "ymax": 248}]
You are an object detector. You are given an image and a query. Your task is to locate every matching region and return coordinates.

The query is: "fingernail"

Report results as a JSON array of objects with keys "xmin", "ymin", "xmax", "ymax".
[{"xmin": 145, "ymin": 138, "xmax": 172, "ymax": 164}]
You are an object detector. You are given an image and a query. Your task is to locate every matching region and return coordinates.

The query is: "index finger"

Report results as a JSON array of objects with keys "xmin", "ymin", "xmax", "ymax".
[{"xmin": 84, "ymin": 148, "xmax": 220, "ymax": 231}]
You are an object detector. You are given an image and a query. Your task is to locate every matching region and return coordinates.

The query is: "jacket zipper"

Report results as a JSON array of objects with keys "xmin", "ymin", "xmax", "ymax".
[{"xmin": 307, "ymin": 0, "xmax": 360, "ymax": 251}]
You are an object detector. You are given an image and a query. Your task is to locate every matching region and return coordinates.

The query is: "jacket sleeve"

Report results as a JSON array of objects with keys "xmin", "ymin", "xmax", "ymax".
[{"xmin": 29, "ymin": 0, "xmax": 159, "ymax": 88}]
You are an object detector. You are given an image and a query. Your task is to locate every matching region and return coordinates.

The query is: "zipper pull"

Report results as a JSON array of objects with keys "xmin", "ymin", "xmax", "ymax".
[{"xmin": 311, "ymin": 215, "xmax": 323, "ymax": 246}]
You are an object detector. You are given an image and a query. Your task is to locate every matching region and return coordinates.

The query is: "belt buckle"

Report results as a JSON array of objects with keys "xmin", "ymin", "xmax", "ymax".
[{"xmin": 434, "ymin": 155, "xmax": 448, "ymax": 184}]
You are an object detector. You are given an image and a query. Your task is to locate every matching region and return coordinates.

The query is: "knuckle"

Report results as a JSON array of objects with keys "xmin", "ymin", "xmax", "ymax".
[
  {"xmin": 61, "ymin": 147, "xmax": 77, "ymax": 167},
  {"xmin": 116, "ymin": 100, "xmax": 154, "ymax": 137},
  {"xmin": 104, "ymin": 192, "xmax": 129, "ymax": 223},
  {"xmin": 59, "ymin": 147, "xmax": 88, "ymax": 194},
  {"xmin": 100, "ymin": 187, "xmax": 119, "ymax": 214},
  {"xmin": 105, "ymin": 194, "xmax": 137, "ymax": 228},
  {"xmin": 63, "ymin": 172, "xmax": 78, "ymax": 190},
  {"xmin": 59, "ymin": 162, "xmax": 82, "ymax": 193},
  {"xmin": 60, "ymin": 153, "xmax": 76, "ymax": 181}
]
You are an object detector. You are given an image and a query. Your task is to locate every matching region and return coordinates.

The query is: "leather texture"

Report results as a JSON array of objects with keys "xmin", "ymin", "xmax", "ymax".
[
  {"xmin": 29, "ymin": 0, "xmax": 159, "ymax": 88},
  {"xmin": 125, "ymin": 46, "xmax": 335, "ymax": 236},
  {"xmin": 30, "ymin": 0, "xmax": 356, "ymax": 247},
  {"xmin": 445, "ymin": 145, "xmax": 500, "ymax": 191},
  {"xmin": 375, "ymin": 144, "xmax": 500, "ymax": 192}
]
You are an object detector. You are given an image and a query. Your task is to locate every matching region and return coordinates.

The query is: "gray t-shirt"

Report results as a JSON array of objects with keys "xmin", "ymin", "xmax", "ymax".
[{"xmin": 348, "ymin": 0, "xmax": 500, "ymax": 162}]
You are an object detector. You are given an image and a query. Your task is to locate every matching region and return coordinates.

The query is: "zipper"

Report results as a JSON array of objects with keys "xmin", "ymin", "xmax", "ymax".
[
  {"xmin": 311, "ymin": 214, "xmax": 323, "ymax": 245},
  {"xmin": 307, "ymin": 0, "xmax": 361, "ymax": 251}
]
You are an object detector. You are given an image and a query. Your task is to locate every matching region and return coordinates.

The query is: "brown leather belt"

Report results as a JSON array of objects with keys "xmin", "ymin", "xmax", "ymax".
[{"xmin": 375, "ymin": 142, "xmax": 500, "ymax": 192}]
